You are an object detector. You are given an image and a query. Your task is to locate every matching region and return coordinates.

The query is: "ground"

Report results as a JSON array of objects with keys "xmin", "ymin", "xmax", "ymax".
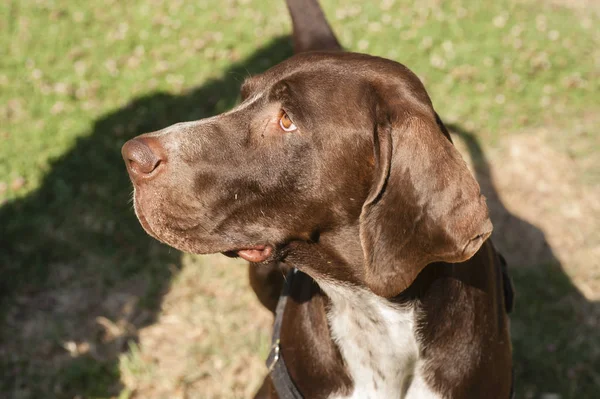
[{"xmin": 0, "ymin": 0, "xmax": 598, "ymax": 398}]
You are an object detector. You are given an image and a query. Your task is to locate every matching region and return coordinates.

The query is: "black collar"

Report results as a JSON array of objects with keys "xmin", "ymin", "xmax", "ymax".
[{"xmin": 265, "ymin": 268, "xmax": 304, "ymax": 399}]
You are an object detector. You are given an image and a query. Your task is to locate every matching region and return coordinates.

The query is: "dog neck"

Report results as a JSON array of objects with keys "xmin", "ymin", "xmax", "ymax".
[{"xmin": 278, "ymin": 235, "xmax": 443, "ymax": 398}]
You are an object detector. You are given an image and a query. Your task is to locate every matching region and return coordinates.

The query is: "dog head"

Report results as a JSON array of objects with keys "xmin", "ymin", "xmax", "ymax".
[{"xmin": 122, "ymin": 52, "xmax": 491, "ymax": 297}]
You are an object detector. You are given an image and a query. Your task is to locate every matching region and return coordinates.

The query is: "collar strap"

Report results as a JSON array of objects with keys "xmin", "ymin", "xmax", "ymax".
[{"xmin": 265, "ymin": 268, "xmax": 304, "ymax": 399}]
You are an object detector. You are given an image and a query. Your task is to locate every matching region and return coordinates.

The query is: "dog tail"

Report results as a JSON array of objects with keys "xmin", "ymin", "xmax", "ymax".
[{"xmin": 285, "ymin": 0, "xmax": 342, "ymax": 53}]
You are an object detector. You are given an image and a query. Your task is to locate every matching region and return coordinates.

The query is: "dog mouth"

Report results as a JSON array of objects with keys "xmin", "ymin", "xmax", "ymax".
[
  {"xmin": 139, "ymin": 209, "xmax": 276, "ymax": 262},
  {"xmin": 133, "ymin": 191, "xmax": 277, "ymax": 262},
  {"xmin": 135, "ymin": 200, "xmax": 275, "ymax": 263},
  {"xmin": 223, "ymin": 245, "xmax": 274, "ymax": 263}
]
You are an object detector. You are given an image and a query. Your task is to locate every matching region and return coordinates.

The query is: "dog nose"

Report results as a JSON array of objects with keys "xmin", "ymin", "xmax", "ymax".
[{"xmin": 122, "ymin": 137, "xmax": 165, "ymax": 180}]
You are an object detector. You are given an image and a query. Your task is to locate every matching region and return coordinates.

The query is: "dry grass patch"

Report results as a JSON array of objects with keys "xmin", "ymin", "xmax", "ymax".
[
  {"xmin": 119, "ymin": 254, "xmax": 271, "ymax": 399},
  {"xmin": 454, "ymin": 125, "xmax": 600, "ymax": 299}
]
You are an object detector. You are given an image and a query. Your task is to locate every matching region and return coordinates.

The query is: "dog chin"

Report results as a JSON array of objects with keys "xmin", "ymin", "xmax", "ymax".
[
  {"xmin": 133, "ymin": 199, "xmax": 190, "ymax": 251},
  {"xmin": 133, "ymin": 201, "xmax": 162, "ymax": 242},
  {"xmin": 133, "ymin": 193, "xmax": 189, "ymax": 249}
]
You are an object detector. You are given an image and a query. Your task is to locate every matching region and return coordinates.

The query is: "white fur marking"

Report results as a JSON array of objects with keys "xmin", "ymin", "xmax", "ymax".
[{"xmin": 319, "ymin": 283, "xmax": 442, "ymax": 399}]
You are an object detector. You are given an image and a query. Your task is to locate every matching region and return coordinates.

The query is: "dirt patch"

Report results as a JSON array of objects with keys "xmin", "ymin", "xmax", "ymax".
[
  {"xmin": 1, "ymin": 260, "xmax": 157, "ymax": 397},
  {"xmin": 453, "ymin": 128, "xmax": 600, "ymax": 300}
]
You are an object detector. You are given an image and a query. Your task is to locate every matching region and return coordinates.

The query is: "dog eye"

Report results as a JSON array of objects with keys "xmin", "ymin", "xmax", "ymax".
[{"xmin": 279, "ymin": 111, "xmax": 297, "ymax": 132}]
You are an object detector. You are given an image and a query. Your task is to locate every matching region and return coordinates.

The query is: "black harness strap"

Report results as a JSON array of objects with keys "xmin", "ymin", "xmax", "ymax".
[{"xmin": 265, "ymin": 268, "xmax": 304, "ymax": 399}]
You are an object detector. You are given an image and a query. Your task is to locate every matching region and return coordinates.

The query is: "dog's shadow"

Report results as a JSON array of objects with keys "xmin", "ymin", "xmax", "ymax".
[
  {"xmin": 0, "ymin": 37, "xmax": 292, "ymax": 398},
  {"xmin": 450, "ymin": 125, "xmax": 600, "ymax": 397}
]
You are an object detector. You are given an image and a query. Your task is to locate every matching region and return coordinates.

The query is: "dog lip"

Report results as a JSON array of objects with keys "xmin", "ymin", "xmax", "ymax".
[
  {"xmin": 135, "ymin": 206, "xmax": 160, "ymax": 239},
  {"xmin": 225, "ymin": 245, "xmax": 274, "ymax": 263},
  {"xmin": 134, "ymin": 194, "xmax": 274, "ymax": 259}
]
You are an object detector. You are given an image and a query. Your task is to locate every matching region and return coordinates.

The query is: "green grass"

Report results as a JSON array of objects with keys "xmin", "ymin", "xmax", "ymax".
[
  {"xmin": 0, "ymin": 0, "xmax": 598, "ymax": 398},
  {"xmin": 1, "ymin": 0, "xmax": 598, "ymax": 204}
]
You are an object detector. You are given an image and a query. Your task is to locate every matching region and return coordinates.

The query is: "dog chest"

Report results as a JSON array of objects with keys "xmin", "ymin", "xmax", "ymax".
[{"xmin": 320, "ymin": 283, "xmax": 441, "ymax": 399}]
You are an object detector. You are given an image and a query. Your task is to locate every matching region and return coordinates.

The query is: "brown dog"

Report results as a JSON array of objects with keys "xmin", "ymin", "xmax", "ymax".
[{"xmin": 122, "ymin": 0, "xmax": 513, "ymax": 397}]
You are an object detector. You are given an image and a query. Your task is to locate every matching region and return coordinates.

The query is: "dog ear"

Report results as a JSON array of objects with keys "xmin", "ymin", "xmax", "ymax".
[{"xmin": 359, "ymin": 93, "xmax": 493, "ymax": 298}]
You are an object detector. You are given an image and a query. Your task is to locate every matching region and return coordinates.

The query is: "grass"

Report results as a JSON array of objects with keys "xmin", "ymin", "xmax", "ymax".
[{"xmin": 0, "ymin": 0, "xmax": 598, "ymax": 398}]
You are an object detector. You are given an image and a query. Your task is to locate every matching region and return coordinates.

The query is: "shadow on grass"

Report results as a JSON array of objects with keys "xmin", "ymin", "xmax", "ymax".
[
  {"xmin": 0, "ymin": 36, "xmax": 292, "ymax": 398},
  {"xmin": 449, "ymin": 124, "xmax": 600, "ymax": 398}
]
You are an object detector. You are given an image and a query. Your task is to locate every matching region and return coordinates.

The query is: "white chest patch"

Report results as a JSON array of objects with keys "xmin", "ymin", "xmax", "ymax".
[{"xmin": 319, "ymin": 283, "xmax": 442, "ymax": 399}]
